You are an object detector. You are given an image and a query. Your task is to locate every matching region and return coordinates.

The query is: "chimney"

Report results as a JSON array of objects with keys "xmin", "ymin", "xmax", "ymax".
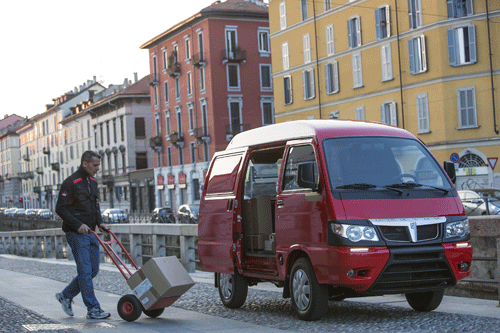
[
  {"xmin": 123, "ymin": 78, "xmax": 128, "ymax": 87},
  {"xmin": 93, "ymin": 76, "xmax": 97, "ymax": 83},
  {"xmin": 4, "ymin": 114, "xmax": 8, "ymax": 119},
  {"xmin": 134, "ymin": 72, "xmax": 138, "ymax": 83}
]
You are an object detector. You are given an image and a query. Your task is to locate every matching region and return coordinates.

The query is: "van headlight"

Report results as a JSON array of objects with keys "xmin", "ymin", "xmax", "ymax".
[
  {"xmin": 445, "ymin": 219, "xmax": 469, "ymax": 238},
  {"xmin": 332, "ymin": 224, "xmax": 379, "ymax": 242}
]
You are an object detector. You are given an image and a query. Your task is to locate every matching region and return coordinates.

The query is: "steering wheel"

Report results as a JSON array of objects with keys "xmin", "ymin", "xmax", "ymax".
[{"xmin": 388, "ymin": 173, "xmax": 418, "ymax": 184}]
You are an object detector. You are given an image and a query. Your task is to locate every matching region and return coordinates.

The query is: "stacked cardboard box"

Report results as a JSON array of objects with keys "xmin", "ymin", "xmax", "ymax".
[{"xmin": 244, "ymin": 197, "xmax": 273, "ymax": 252}]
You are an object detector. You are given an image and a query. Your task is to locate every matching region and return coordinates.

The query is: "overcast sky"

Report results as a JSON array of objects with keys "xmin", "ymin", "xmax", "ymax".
[{"xmin": 0, "ymin": 0, "xmax": 231, "ymax": 119}]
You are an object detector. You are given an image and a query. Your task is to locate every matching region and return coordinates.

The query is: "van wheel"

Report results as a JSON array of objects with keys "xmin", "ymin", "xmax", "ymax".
[
  {"xmin": 405, "ymin": 289, "xmax": 444, "ymax": 312},
  {"xmin": 218, "ymin": 271, "xmax": 248, "ymax": 308},
  {"xmin": 290, "ymin": 258, "xmax": 328, "ymax": 321}
]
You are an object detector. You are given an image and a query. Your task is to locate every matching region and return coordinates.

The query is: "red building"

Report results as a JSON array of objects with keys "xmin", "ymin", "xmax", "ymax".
[{"xmin": 140, "ymin": 0, "xmax": 272, "ymax": 211}]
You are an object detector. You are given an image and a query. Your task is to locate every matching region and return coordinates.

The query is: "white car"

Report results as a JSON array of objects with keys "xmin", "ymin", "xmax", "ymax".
[
  {"xmin": 458, "ymin": 190, "xmax": 500, "ymax": 216},
  {"xmin": 102, "ymin": 209, "xmax": 129, "ymax": 223}
]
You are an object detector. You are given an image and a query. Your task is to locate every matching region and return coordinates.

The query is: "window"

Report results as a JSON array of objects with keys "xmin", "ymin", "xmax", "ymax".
[
  {"xmin": 457, "ymin": 86, "xmax": 477, "ymax": 128},
  {"xmin": 375, "ymin": 5, "xmax": 391, "ymax": 40},
  {"xmin": 120, "ymin": 117, "xmax": 124, "ymax": 141},
  {"xmin": 326, "ymin": 25, "xmax": 335, "ymax": 56},
  {"xmin": 175, "ymin": 77, "xmax": 181, "ymax": 100},
  {"xmin": 106, "ymin": 121, "xmax": 110, "ymax": 145},
  {"xmin": 408, "ymin": 35, "xmax": 427, "ymax": 74},
  {"xmin": 187, "ymin": 71, "xmax": 193, "ymax": 97},
  {"xmin": 325, "ymin": 0, "xmax": 332, "ymax": 11},
  {"xmin": 122, "ymin": 153, "xmax": 126, "ymax": 173},
  {"xmin": 162, "ymin": 48, "xmax": 167, "ymax": 70},
  {"xmin": 167, "ymin": 146, "xmax": 172, "ymax": 166},
  {"xmin": 258, "ymin": 28, "xmax": 270, "ymax": 55},
  {"xmin": 325, "ymin": 61, "xmax": 339, "ymax": 94},
  {"xmin": 261, "ymin": 98, "xmax": 274, "ymax": 125},
  {"xmin": 179, "ymin": 148, "xmax": 184, "ymax": 165},
  {"xmin": 228, "ymin": 98, "xmax": 242, "ymax": 135},
  {"xmin": 164, "ymin": 81, "xmax": 169, "ymax": 105},
  {"xmin": 355, "ymin": 105, "xmax": 365, "ymax": 120},
  {"xmin": 198, "ymin": 30, "xmax": 204, "ymax": 61},
  {"xmin": 302, "ymin": 68, "xmax": 315, "ymax": 100},
  {"xmin": 352, "ymin": 52, "xmax": 363, "ymax": 88},
  {"xmin": 152, "ymin": 55, "xmax": 158, "ymax": 81},
  {"xmin": 282, "ymin": 42, "xmax": 289, "ymax": 70},
  {"xmin": 447, "ymin": 0, "xmax": 473, "ymax": 18},
  {"xmin": 200, "ymin": 66, "xmax": 206, "ymax": 92},
  {"xmin": 135, "ymin": 118, "xmax": 146, "ymax": 139},
  {"xmin": 113, "ymin": 119, "xmax": 117, "ymax": 143},
  {"xmin": 188, "ymin": 103, "xmax": 195, "ymax": 132},
  {"xmin": 301, "ymin": 0, "xmax": 308, "ymax": 21},
  {"xmin": 408, "ymin": 0, "xmax": 422, "ymax": 30},
  {"xmin": 381, "ymin": 44, "xmax": 393, "ymax": 81},
  {"xmin": 260, "ymin": 64, "xmax": 272, "ymax": 92},
  {"xmin": 165, "ymin": 110, "xmax": 171, "ymax": 136},
  {"xmin": 201, "ymin": 99, "xmax": 209, "ymax": 136},
  {"xmin": 176, "ymin": 106, "xmax": 183, "ymax": 136},
  {"xmin": 173, "ymin": 43, "xmax": 179, "ymax": 63},
  {"xmin": 303, "ymin": 34, "xmax": 311, "ymax": 64},
  {"xmin": 416, "ymin": 93, "xmax": 430, "ymax": 133},
  {"xmin": 153, "ymin": 85, "xmax": 159, "ymax": 107},
  {"xmin": 225, "ymin": 27, "xmax": 238, "ymax": 58},
  {"xmin": 185, "ymin": 36, "xmax": 191, "ymax": 60},
  {"xmin": 227, "ymin": 64, "xmax": 240, "ymax": 91},
  {"xmin": 190, "ymin": 142, "xmax": 196, "ymax": 164},
  {"xmin": 347, "ymin": 16, "xmax": 361, "ymax": 49},
  {"xmin": 279, "ymin": 1, "xmax": 287, "ymax": 30},
  {"xmin": 154, "ymin": 113, "xmax": 161, "ymax": 136},
  {"xmin": 447, "ymin": 25, "xmax": 476, "ymax": 66},
  {"xmin": 136, "ymin": 152, "xmax": 148, "ymax": 170},
  {"xmin": 381, "ymin": 101, "xmax": 397, "ymax": 126},
  {"xmin": 282, "ymin": 145, "xmax": 318, "ymax": 191},
  {"xmin": 284, "ymin": 76, "xmax": 293, "ymax": 105}
]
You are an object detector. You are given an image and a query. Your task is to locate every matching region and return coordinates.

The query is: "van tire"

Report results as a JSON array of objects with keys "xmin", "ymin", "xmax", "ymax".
[
  {"xmin": 405, "ymin": 289, "xmax": 444, "ymax": 312},
  {"xmin": 290, "ymin": 258, "xmax": 328, "ymax": 321},
  {"xmin": 217, "ymin": 271, "xmax": 248, "ymax": 309}
]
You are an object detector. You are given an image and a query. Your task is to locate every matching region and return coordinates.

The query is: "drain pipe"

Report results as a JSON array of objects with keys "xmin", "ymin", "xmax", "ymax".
[
  {"xmin": 395, "ymin": 0, "xmax": 405, "ymax": 129},
  {"xmin": 486, "ymin": 0, "xmax": 499, "ymax": 134},
  {"xmin": 312, "ymin": 0, "xmax": 322, "ymax": 119}
]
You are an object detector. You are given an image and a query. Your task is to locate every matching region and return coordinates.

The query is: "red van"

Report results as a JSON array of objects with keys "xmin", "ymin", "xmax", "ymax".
[{"xmin": 198, "ymin": 120, "xmax": 472, "ymax": 321}]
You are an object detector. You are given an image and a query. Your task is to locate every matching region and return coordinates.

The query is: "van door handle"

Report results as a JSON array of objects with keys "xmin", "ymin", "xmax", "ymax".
[{"xmin": 276, "ymin": 199, "xmax": 284, "ymax": 207}]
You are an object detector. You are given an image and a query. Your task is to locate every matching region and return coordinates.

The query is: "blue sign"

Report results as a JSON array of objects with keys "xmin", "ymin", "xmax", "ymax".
[{"xmin": 450, "ymin": 153, "xmax": 460, "ymax": 163}]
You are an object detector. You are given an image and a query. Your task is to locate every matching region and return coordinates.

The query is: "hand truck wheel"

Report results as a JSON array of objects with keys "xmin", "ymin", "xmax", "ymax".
[
  {"xmin": 117, "ymin": 294, "xmax": 143, "ymax": 322},
  {"xmin": 143, "ymin": 308, "xmax": 165, "ymax": 318}
]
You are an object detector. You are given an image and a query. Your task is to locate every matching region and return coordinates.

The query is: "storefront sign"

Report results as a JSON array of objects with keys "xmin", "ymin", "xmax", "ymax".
[
  {"xmin": 168, "ymin": 175, "xmax": 175, "ymax": 189},
  {"xmin": 179, "ymin": 173, "xmax": 186, "ymax": 189}
]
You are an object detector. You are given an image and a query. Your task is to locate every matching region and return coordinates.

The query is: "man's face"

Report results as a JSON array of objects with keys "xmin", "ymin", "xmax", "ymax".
[{"xmin": 82, "ymin": 156, "xmax": 101, "ymax": 177}]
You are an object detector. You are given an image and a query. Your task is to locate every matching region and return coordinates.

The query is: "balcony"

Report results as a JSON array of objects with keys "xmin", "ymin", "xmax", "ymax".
[
  {"xmin": 193, "ymin": 127, "xmax": 210, "ymax": 143},
  {"xmin": 222, "ymin": 47, "xmax": 246, "ymax": 64},
  {"xmin": 42, "ymin": 147, "xmax": 50, "ymax": 155},
  {"xmin": 36, "ymin": 167, "xmax": 43, "ymax": 174},
  {"xmin": 225, "ymin": 123, "xmax": 250, "ymax": 142},
  {"xmin": 51, "ymin": 162, "xmax": 60, "ymax": 172},
  {"xmin": 168, "ymin": 132, "xmax": 184, "ymax": 148},
  {"xmin": 44, "ymin": 185, "xmax": 52, "ymax": 192},
  {"xmin": 19, "ymin": 171, "xmax": 35, "ymax": 179},
  {"xmin": 34, "ymin": 186, "xmax": 41, "ymax": 193},
  {"xmin": 149, "ymin": 75, "xmax": 159, "ymax": 86},
  {"xmin": 149, "ymin": 135, "xmax": 163, "ymax": 150},
  {"xmin": 102, "ymin": 174, "xmax": 114, "ymax": 186},
  {"xmin": 167, "ymin": 62, "xmax": 180, "ymax": 77},
  {"xmin": 192, "ymin": 52, "xmax": 206, "ymax": 68},
  {"xmin": 22, "ymin": 154, "xmax": 30, "ymax": 161}
]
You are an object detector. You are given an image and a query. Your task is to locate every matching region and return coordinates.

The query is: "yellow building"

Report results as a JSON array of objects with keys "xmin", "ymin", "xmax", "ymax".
[{"xmin": 269, "ymin": 0, "xmax": 500, "ymax": 189}]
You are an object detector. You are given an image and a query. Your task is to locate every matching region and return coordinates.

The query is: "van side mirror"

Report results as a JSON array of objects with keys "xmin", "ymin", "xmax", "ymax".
[
  {"xmin": 297, "ymin": 162, "xmax": 318, "ymax": 191},
  {"xmin": 443, "ymin": 161, "xmax": 456, "ymax": 184}
]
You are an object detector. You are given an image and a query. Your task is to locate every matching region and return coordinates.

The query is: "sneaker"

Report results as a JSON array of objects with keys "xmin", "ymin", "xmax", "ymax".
[
  {"xmin": 55, "ymin": 293, "xmax": 74, "ymax": 317},
  {"xmin": 87, "ymin": 307, "xmax": 111, "ymax": 319}
]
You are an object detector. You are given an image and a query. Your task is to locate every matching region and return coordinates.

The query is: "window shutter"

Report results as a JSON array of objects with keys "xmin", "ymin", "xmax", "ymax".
[
  {"xmin": 420, "ymin": 36, "xmax": 427, "ymax": 72},
  {"xmin": 375, "ymin": 9, "xmax": 381, "ymax": 40},
  {"xmin": 447, "ymin": 0, "xmax": 454, "ymax": 18},
  {"xmin": 381, "ymin": 45, "xmax": 387, "ymax": 78},
  {"xmin": 407, "ymin": 0, "xmax": 413, "ymax": 29},
  {"xmin": 408, "ymin": 39, "xmax": 415, "ymax": 74},
  {"xmin": 391, "ymin": 102, "xmax": 397, "ymax": 126},
  {"xmin": 380, "ymin": 104, "xmax": 386, "ymax": 124},
  {"xmin": 325, "ymin": 64, "xmax": 331, "ymax": 93},
  {"xmin": 447, "ymin": 28, "xmax": 457, "ymax": 66},
  {"xmin": 333, "ymin": 61, "xmax": 339, "ymax": 93},
  {"xmin": 356, "ymin": 18, "xmax": 362, "ymax": 47},
  {"xmin": 347, "ymin": 19, "xmax": 353, "ymax": 48},
  {"xmin": 289, "ymin": 77, "xmax": 293, "ymax": 103},
  {"xmin": 468, "ymin": 25, "xmax": 477, "ymax": 63},
  {"xmin": 466, "ymin": 0, "xmax": 473, "ymax": 16},
  {"xmin": 302, "ymin": 71, "xmax": 307, "ymax": 99},
  {"xmin": 310, "ymin": 69, "xmax": 316, "ymax": 98},
  {"xmin": 385, "ymin": 5, "xmax": 391, "ymax": 37}
]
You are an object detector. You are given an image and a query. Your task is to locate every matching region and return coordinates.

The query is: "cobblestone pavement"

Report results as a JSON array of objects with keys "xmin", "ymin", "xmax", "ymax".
[{"xmin": 1, "ymin": 256, "xmax": 500, "ymax": 333}]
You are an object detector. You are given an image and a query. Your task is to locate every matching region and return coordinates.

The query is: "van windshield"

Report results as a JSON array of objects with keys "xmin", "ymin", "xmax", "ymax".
[{"xmin": 323, "ymin": 137, "xmax": 454, "ymax": 198}]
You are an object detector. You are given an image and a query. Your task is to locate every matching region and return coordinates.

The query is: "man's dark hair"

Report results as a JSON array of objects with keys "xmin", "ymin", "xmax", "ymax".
[{"xmin": 81, "ymin": 150, "xmax": 101, "ymax": 165}]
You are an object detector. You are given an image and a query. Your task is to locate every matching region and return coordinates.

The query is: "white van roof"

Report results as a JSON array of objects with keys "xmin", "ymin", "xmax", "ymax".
[{"xmin": 226, "ymin": 120, "xmax": 411, "ymax": 150}]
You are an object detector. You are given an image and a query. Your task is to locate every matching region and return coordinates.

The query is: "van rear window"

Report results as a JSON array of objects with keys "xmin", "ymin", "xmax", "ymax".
[{"xmin": 206, "ymin": 155, "xmax": 242, "ymax": 194}]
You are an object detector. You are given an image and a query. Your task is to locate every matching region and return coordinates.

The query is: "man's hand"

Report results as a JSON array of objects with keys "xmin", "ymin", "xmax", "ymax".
[
  {"xmin": 98, "ymin": 224, "xmax": 109, "ymax": 233},
  {"xmin": 77, "ymin": 224, "xmax": 91, "ymax": 234}
]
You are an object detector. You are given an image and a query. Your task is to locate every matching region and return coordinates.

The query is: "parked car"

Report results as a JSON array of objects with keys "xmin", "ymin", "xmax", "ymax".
[
  {"xmin": 151, "ymin": 207, "xmax": 175, "ymax": 223},
  {"xmin": 473, "ymin": 188, "xmax": 500, "ymax": 210},
  {"xmin": 0, "ymin": 207, "xmax": 7, "ymax": 215},
  {"xmin": 102, "ymin": 208, "xmax": 129, "ymax": 223},
  {"xmin": 14, "ymin": 209, "xmax": 26, "ymax": 218},
  {"xmin": 37, "ymin": 209, "xmax": 53, "ymax": 219},
  {"xmin": 3, "ymin": 208, "xmax": 16, "ymax": 217},
  {"xmin": 458, "ymin": 190, "xmax": 500, "ymax": 216},
  {"xmin": 25, "ymin": 209, "xmax": 37, "ymax": 219},
  {"xmin": 177, "ymin": 204, "xmax": 199, "ymax": 224}
]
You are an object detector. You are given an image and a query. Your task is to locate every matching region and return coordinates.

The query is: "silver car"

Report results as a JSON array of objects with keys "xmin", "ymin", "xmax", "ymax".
[
  {"xmin": 102, "ymin": 208, "xmax": 129, "ymax": 223},
  {"xmin": 458, "ymin": 190, "xmax": 500, "ymax": 216}
]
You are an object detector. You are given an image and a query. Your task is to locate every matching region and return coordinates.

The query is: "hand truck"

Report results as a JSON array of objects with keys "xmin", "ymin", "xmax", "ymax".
[{"xmin": 91, "ymin": 228, "xmax": 166, "ymax": 322}]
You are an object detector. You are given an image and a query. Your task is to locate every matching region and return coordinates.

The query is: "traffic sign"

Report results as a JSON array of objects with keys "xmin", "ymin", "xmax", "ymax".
[
  {"xmin": 450, "ymin": 153, "xmax": 460, "ymax": 163},
  {"xmin": 488, "ymin": 157, "xmax": 498, "ymax": 171}
]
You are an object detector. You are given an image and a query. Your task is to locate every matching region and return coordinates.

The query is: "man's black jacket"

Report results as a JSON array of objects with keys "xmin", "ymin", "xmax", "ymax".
[{"xmin": 55, "ymin": 166, "xmax": 103, "ymax": 232}]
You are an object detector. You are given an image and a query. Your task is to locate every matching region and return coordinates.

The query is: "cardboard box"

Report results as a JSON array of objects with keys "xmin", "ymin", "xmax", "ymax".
[
  {"xmin": 246, "ymin": 234, "xmax": 266, "ymax": 252},
  {"xmin": 126, "ymin": 256, "xmax": 195, "ymax": 310},
  {"xmin": 244, "ymin": 197, "xmax": 273, "ymax": 235}
]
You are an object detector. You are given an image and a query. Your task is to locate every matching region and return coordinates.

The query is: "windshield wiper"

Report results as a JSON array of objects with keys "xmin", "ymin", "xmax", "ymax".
[
  {"xmin": 336, "ymin": 183, "xmax": 403, "ymax": 194},
  {"xmin": 386, "ymin": 182, "xmax": 449, "ymax": 194}
]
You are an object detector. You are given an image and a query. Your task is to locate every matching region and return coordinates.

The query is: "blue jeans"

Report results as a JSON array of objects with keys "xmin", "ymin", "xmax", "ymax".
[{"xmin": 62, "ymin": 232, "xmax": 101, "ymax": 311}]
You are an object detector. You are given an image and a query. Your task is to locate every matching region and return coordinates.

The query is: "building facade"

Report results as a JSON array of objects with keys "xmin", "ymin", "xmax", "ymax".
[
  {"xmin": 140, "ymin": 0, "xmax": 273, "ymax": 212},
  {"xmin": 269, "ymin": 0, "xmax": 500, "ymax": 189}
]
